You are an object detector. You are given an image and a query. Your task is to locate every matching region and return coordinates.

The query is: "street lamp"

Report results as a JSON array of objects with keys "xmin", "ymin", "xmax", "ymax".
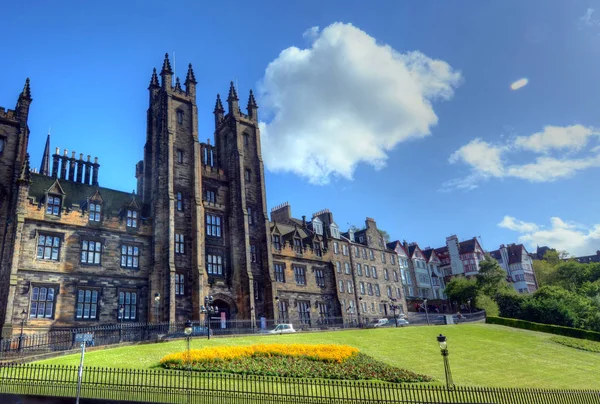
[
  {"xmin": 154, "ymin": 293, "xmax": 160, "ymax": 323},
  {"xmin": 437, "ymin": 334, "xmax": 454, "ymax": 390},
  {"xmin": 118, "ymin": 305, "xmax": 124, "ymax": 343},
  {"xmin": 423, "ymin": 298, "xmax": 430, "ymax": 326},
  {"xmin": 390, "ymin": 298, "xmax": 399, "ymax": 327},
  {"xmin": 275, "ymin": 296, "xmax": 280, "ymax": 324},
  {"xmin": 184, "ymin": 319, "xmax": 193, "ymax": 402},
  {"xmin": 467, "ymin": 299, "xmax": 472, "ymax": 314},
  {"xmin": 18, "ymin": 309, "xmax": 27, "ymax": 352},
  {"xmin": 200, "ymin": 296, "xmax": 219, "ymax": 340}
]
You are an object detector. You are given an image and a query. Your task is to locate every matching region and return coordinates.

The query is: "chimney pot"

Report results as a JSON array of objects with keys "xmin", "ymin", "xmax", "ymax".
[
  {"xmin": 87, "ymin": 155, "xmax": 91, "ymax": 162},
  {"xmin": 71, "ymin": 151, "xmax": 76, "ymax": 158},
  {"xmin": 55, "ymin": 147, "xmax": 59, "ymax": 154},
  {"xmin": 94, "ymin": 157, "xmax": 98, "ymax": 164},
  {"xmin": 63, "ymin": 149, "xmax": 68, "ymax": 156}
]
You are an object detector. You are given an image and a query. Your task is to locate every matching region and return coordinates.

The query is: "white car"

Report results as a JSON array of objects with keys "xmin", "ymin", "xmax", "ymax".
[{"xmin": 268, "ymin": 324, "xmax": 296, "ymax": 334}]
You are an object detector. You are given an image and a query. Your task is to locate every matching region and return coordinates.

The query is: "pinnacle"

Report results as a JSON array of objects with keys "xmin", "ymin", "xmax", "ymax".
[
  {"xmin": 149, "ymin": 68, "xmax": 160, "ymax": 87},
  {"xmin": 161, "ymin": 53, "xmax": 173, "ymax": 75},
  {"xmin": 175, "ymin": 77, "xmax": 182, "ymax": 91},
  {"xmin": 185, "ymin": 63, "xmax": 197, "ymax": 85},
  {"xmin": 227, "ymin": 81, "xmax": 239, "ymax": 102},
  {"xmin": 21, "ymin": 78, "xmax": 32, "ymax": 100},
  {"xmin": 247, "ymin": 89, "xmax": 258, "ymax": 109},
  {"xmin": 18, "ymin": 153, "xmax": 31, "ymax": 183},
  {"xmin": 214, "ymin": 94, "xmax": 225, "ymax": 113}
]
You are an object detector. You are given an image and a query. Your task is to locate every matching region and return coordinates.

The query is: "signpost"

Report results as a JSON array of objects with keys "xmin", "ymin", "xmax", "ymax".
[{"xmin": 74, "ymin": 333, "xmax": 92, "ymax": 404}]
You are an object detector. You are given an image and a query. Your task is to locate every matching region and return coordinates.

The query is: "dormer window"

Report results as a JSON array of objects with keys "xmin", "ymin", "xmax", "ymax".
[
  {"xmin": 312, "ymin": 219, "xmax": 323, "ymax": 235},
  {"xmin": 126, "ymin": 210, "xmax": 138, "ymax": 228},
  {"xmin": 330, "ymin": 224, "xmax": 340, "ymax": 239},
  {"xmin": 89, "ymin": 203, "xmax": 101, "ymax": 222},
  {"xmin": 294, "ymin": 238, "xmax": 302, "ymax": 254},
  {"xmin": 272, "ymin": 234, "xmax": 281, "ymax": 250},
  {"xmin": 46, "ymin": 196, "xmax": 61, "ymax": 216}
]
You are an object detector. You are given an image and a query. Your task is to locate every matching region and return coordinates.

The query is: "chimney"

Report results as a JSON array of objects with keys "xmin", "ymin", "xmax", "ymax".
[
  {"xmin": 92, "ymin": 157, "xmax": 100, "ymax": 186},
  {"xmin": 51, "ymin": 147, "xmax": 60, "ymax": 178},
  {"xmin": 68, "ymin": 151, "xmax": 76, "ymax": 181},
  {"xmin": 302, "ymin": 215, "xmax": 307, "ymax": 228},
  {"xmin": 76, "ymin": 153, "xmax": 84, "ymax": 183},
  {"xmin": 84, "ymin": 155, "xmax": 91, "ymax": 184},
  {"xmin": 60, "ymin": 149, "xmax": 68, "ymax": 179}
]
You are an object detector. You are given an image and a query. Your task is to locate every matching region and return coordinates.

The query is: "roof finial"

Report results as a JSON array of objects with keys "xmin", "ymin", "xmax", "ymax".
[
  {"xmin": 149, "ymin": 68, "xmax": 160, "ymax": 88},
  {"xmin": 185, "ymin": 63, "xmax": 197, "ymax": 85},
  {"xmin": 161, "ymin": 53, "xmax": 173, "ymax": 75},
  {"xmin": 175, "ymin": 77, "xmax": 182, "ymax": 91},
  {"xmin": 247, "ymin": 90, "xmax": 258, "ymax": 109},
  {"xmin": 21, "ymin": 78, "xmax": 32, "ymax": 100},
  {"xmin": 214, "ymin": 94, "xmax": 224, "ymax": 114},
  {"xmin": 227, "ymin": 81, "xmax": 239, "ymax": 102}
]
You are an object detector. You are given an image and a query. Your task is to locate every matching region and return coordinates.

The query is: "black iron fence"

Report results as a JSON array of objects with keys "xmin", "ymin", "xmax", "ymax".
[
  {"xmin": 0, "ymin": 312, "xmax": 485, "ymax": 360},
  {"xmin": 0, "ymin": 364, "xmax": 598, "ymax": 404}
]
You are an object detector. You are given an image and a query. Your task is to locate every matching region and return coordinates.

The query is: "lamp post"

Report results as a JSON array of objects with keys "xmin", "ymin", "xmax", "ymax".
[
  {"xmin": 390, "ymin": 298, "xmax": 399, "ymax": 327},
  {"xmin": 18, "ymin": 309, "xmax": 27, "ymax": 352},
  {"xmin": 437, "ymin": 334, "xmax": 454, "ymax": 390},
  {"xmin": 118, "ymin": 305, "xmax": 124, "ymax": 343},
  {"xmin": 184, "ymin": 320, "xmax": 193, "ymax": 402},
  {"xmin": 250, "ymin": 306, "xmax": 255, "ymax": 334},
  {"xmin": 200, "ymin": 296, "xmax": 219, "ymax": 340},
  {"xmin": 275, "ymin": 296, "xmax": 280, "ymax": 324},
  {"xmin": 154, "ymin": 293, "xmax": 160, "ymax": 322},
  {"xmin": 423, "ymin": 298, "xmax": 430, "ymax": 326},
  {"xmin": 467, "ymin": 299, "xmax": 472, "ymax": 314}
]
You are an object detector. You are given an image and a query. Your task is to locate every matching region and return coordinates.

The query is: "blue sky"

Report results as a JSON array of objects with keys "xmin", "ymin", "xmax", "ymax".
[{"xmin": 2, "ymin": 1, "xmax": 600, "ymax": 256}]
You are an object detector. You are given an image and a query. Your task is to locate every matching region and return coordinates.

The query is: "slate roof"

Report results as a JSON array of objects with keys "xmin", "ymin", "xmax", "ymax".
[{"xmin": 28, "ymin": 173, "xmax": 140, "ymax": 216}]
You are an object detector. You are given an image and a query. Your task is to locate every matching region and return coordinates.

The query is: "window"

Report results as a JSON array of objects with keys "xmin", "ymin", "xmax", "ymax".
[
  {"xmin": 245, "ymin": 169, "xmax": 251, "ymax": 182},
  {"xmin": 408, "ymin": 286, "xmax": 414, "ymax": 296},
  {"xmin": 384, "ymin": 269, "xmax": 389, "ymax": 280},
  {"xmin": 381, "ymin": 252, "xmax": 386, "ymax": 263},
  {"xmin": 347, "ymin": 281, "xmax": 353, "ymax": 294},
  {"xmin": 206, "ymin": 214, "xmax": 222, "ymax": 237},
  {"xmin": 369, "ymin": 250, "xmax": 374, "ymax": 260},
  {"xmin": 76, "ymin": 289, "xmax": 99, "ymax": 320},
  {"xmin": 391, "ymin": 255, "xmax": 396, "ymax": 265},
  {"xmin": 367, "ymin": 283, "xmax": 373, "ymax": 296},
  {"xmin": 293, "ymin": 238, "xmax": 302, "ymax": 254},
  {"xmin": 205, "ymin": 189, "xmax": 216, "ymax": 204},
  {"xmin": 37, "ymin": 234, "xmax": 61, "ymax": 261},
  {"xmin": 355, "ymin": 246, "xmax": 360, "ymax": 256},
  {"xmin": 46, "ymin": 196, "xmax": 61, "ymax": 216},
  {"xmin": 274, "ymin": 263, "xmax": 285, "ymax": 282},
  {"xmin": 336, "ymin": 261, "xmax": 341, "ymax": 273},
  {"xmin": 177, "ymin": 110, "xmax": 183, "ymax": 124},
  {"xmin": 121, "ymin": 245, "xmax": 140, "ymax": 268},
  {"xmin": 379, "ymin": 304, "xmax": 384, "ymax": 313},
  {"xmin": 126, "ymin": 210, "xmax": 138, "ymax": 228},
  {"xmin": 244, "ymin": 133, "xmax": 250, "ymax": 147},
  {"xmin": 313, "ymin": 221, "xmax": 323, "ymax": 235},
  {"xmin": 315, "ymin": 269, "xmax": 325, "ymax": 287},
  {"xmin": 372, "ymin": 267, "xmax": 377, "ymax": 279},
  {"xmin": 371, "ymin": 302, "xmax": 375, "ymax": 313},
  {"xmin": 298, "ymin": 301, "xmax": 311, "ymax": 325},
  {"xmin": 362, "ymin": 302, "xmax": 367, "ymax": 313},
  {"xmin": 207, "ymin": 254, "xmax": 223, "ymax": 275},
  {"xmin": 362, "ymin": 248, "xmax": 367, "ymax": 259},
  {"xmin": 338, "ymin": 280, "xmax": 344, "ymax": 293},
  {"xmin": 397, "ymin": 288, "xmax": 402, "ymax": 298},
  {"xmin": 393, "ymin": 271, "xmax": 399, "ymax": 282},
  {"xmin": 278, "ymin": 300, "xmax": 289, "ymax": 323},
  {"xmin": 118, "ymin": 291, "xmax": 137, "ymax": 321},
  {"xmin": 250, "ymin": 244, "xmax": 257, "ymax": 263},
  {"xmin": 342, "ymin": 244, "xmax": 348, "ymax": 256},
  {"xmin": 333, "ymin": 242, "xmax": 339, "ymax": 254},
  {"xmin": 357, "ymin": 263, "xmax": 362, "ymax": 276},
  {"xmin": 273, "ymin": 235, "xmax": 281, "ymax": 250},
  {"xmin": 313, "ymin": 242, "xmax": 322, "ymax": 257},
  {"xmin": 0, "ymin": 137, "xmax": 4, "ymax": 154},
  {"xmin": 294, "ymin": 266, "xmax": 306, "ymax": 285},
  {"xmin": 317, "ymin": 303, "xmax": 328, "ymax": 324},
  {"xmin": 29, "ymin": 286, "xmax": 56, "ymax": 319},
  {"xmin": 175, "ymin": 273, "xmax": 185, "ymax": 295},
  {"xmin": 177, "ymin": 149, "xmax": 184, "ymax": 164},
  {"xmin": 81, "ymin": 240, "xmax": 101, "ymax": 265},
  {"xmin": 175, "ymin": 234, "xmax": 185, "ymax": 254},
  {"xmin": 177, "ymin": 192, "xmax": 183, "ymax": 211},
  {"xmin": 89, "ymin": 203, "xmax": 101, "ymax": 222},
  {"xmin": 248, "ymin": 206, "xmax": 256, "ymax": 225},
  {"xmin": 254, "ymin": 281, "xmax": 259, "ymax": 300},
  {"xmin": 387, "ymin": 286, "xmax": 392, "ymax": 298},
  {"xmin": 330, "ymin": 225, "xmax": 340, "ymax": 239},
  {"xmin": 418, "ymin": 274, "xmax": 429, "ymax": 283},
  {"xmin": 374, "ymin": 284, "xmax": 381, "ymax": 296},
  {"xmin": 365, "ymin": 266, "xmax": 370, "ymax": 278},
  {"xmin": 344, "ymin": 262, "xmax": 350, "ymax": 274},
  {"xmin": 360, "ymin": 282, "xmax": 365, "ymax": 294}
]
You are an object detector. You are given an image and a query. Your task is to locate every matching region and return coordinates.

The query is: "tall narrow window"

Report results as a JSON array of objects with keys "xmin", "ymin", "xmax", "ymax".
[
  {"xmin": 274, "ymin": 263, "xmax": 285, "ymax": 282},
  {"xmin": 369, "ymin": 250, "xmax": 375, "ymax": 260},
  {"xmin": 248, "ymin": 207, "xmax": 254, "ymax": 225},
  {"xmin": 89, "ymin": 203, "xmax": 101, "ymax": 222},
  {"xmin": 375, "ymin": 284, "xmax": 381, "ymax": 296},
  {"xmin": 315, "ymin": 269, "xmax": 325, "ymax": 287},
  {"xmin": 342, "ymin": 244, "xmax": 348, "ymax": 256},
  {"xmin": 76, "ymin": 289, "xmax": 99, "ymax": 320},
  {"xmin": 126, "ymin": 210, "xmax": 138, "ymax": 228},
  {"xmin": 207, "ymin": 254, "xmax": 223, "ymax": 275},
  {"xmin": 175, "ymin": 274, "xmax": 185, "ymax": 295},
  {"xmin": 29, "ymin": 286, "xmax": 56, "ymax": 319},
  {"xmin": 254, "ymin": 280, "xmax": 260, "ymax": 300},
  {"xmin": 294, "ymin": 266, "xmax": 306, "ymax": 285},
  {"xmin": 384, "ymin": 269, "xmax": 389, "ymax": 280},
  {"xmin": 317, "ymin": 303, "xmax": 328, "ymax": 324},
  {"xmin": 333, "ymin": 242, "xmax": 339, "ymax": 254},
  {"xmin": 250, "ymin": 244, "xmax": 257, "ymax": 263},
  {"xmin": 175, "ymin": 234, "xmax": 185, "ymax": 254},
  {"xmin": 244, "ymin": 133, "xmax": 250, "ymax": 147},
  {"xmin": 206, "ymin": 214, "xmax": 222, "ymax": 237},
  {"xmin": 176, "ymin": 192, "xmax": 183, "ymax": 211},
  {"xmin": 336, "ymin": 261, "xmax": 341, "ymax": 273},
  {"xmin": 278, "ymin": 300, "xmax": 289, "ymax": 323},
  {"xmin": 46, "ymin": 196, "xmax": 61, "ymax": 216},
  {"xmin": 338, "ymin": 280, "xmax": 345, "ymax": 293},
  {"xmin": 391, "ymin": 255, "xmax": 396, "ymax": 265},
  {"xmin": 359, "ymin": 282, "xmax": 365, "ymax": 295},
  {"xmin": 293, "ymin": 238, "xmax": 302, "ymax": 254},
  {"xmin": 118, "ymin": 291, "xmax": 137, "ymax": 321},
  {"xmin": 205, "ymin": 190, "xmax": 216, "ymax": 204},
  {"xmin": 177, "ymin": 110, "xmax": 183, "ymax": 124},
  {"xmin": 121, "ymin": 245, "xmax": 139, "ymax": 268},
  {"xmin": 381, "ymin": 252, "xmax": 386, "ymax": 263},
  {"xmin": 372, "ymin": 267, "xmax": 378, "ymax": 279},
  {"xmin": 313, "ymin": 242, "xmax": 322, "ymax": 257},
  {"xmin": 81, "ymin": 240, "xmax": 101, "ymax": 265},
  {"xmin": 344, "ymin": 262, "xmax": 350, "ymax": 274},
  {"xmin": 347, "ymin": 281, "xmax": 353, "ymax": 294},
  {"xmin": 245, "ymin": 169, "xmax": 251, "ymax": 182},
  {"xmin": 37, "ymin": 234, "xmax": 61, "ymax": 261},
  {"xmin": 298, "ymin": 301, "xmax": 311, "ymax": 325},
  {"xmin": 367, "ymin": 283, "xmax": 373, "ymax": 296},
  {"xmin": 387, "ymin": 285, "xmax": 392, "ymax": 298},
  {"xmin": 272, "ymin": 234, "xmax": 281, "ymax": 250},
  {"xmin": 393, "ymin": 271, "xmax": 399, "ymax": 282},
  {"xmin": 177, "ymin": 149, "xmax": 184, "ymax": 164}
]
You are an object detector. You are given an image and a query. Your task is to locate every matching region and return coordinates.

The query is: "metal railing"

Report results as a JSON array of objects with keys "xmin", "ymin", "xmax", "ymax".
[
  {"xmin": 0, "ymin": 363, "xmax": 598, "ymax": 404},
  {"xmin": 0, "ymin": 313, "xmax": 486, "ymax": 360}
]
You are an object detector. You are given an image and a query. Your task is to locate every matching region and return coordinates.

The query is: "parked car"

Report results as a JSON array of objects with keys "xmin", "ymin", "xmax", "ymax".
[
  {"xmin": 373, "ymin": 318, "xmax": 390, "ymax": 327},
  {"xmin": 268, "ymin": 324, "xmax": 296, "ymax": 334},
  {"xmin": 396, "ymin": 318, "xmax": 410, "ymax": 327}
]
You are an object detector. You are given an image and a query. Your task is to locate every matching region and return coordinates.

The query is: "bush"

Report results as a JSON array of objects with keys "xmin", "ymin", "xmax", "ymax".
[
  {"xmin": 486, "ymin": 316, "xmax": 600, "ymax": 342},
  {"xmin": 550, "ymin": 336, "xmax": 600, "ymax": 353},
  {"xmin": 494, "ymin": 290, "xmax": 526, "ymax": 318},
  {"xmin": 475, "ymin": 293, "xmax": 499, "ymax": 317}
]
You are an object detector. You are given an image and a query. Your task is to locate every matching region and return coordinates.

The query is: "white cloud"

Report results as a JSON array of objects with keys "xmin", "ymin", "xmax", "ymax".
[
  {"xmin": 498, "ymin": 215, "xmax": 600, "ymax": 257},
  {"xmin": 510, "ymin": 78, "xmax": 528, "ymax": 91},
  {"xmin": 580, "ymin": 8, "xmax": 598, "ymax": 27},
  {"xmin": 445, "ymin": 124, "xmax": 600, "ymax": 190},
  {"xmin": 258, "ymin": 22, "xmax": 461, "ymax": 184},
  {"xmin": 514, "ymin": 125, "xmax": 599, "ymax": 153}
]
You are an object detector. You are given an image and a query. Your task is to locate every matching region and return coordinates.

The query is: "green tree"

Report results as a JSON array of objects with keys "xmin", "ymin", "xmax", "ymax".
[
  {"xmin": 495, "ymin": 289, "xmax": 526, "ymax": 318},
  {"xmin": 378, "ymin": 229, "xmax": 391, "ymax": 244},
  {"xmin": 476, "ymin": 256, "xmax": 511, "ymax": 296},
  {"xmin": 444, "ymin": 277, "xmax": 478, "ymax": 305},
  {"xmin": 532, "ymin": 259, "xmax": 557, "ymax": 287},
  {"xmin": 474, "ymin": 293, "xmax": 499, "ymax": 316}
]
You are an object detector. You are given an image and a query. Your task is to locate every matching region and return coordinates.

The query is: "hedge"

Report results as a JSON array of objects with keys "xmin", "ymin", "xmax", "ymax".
[{"xmin": 486, "ymin": 316, "xmax": 600, "ymax": 342}]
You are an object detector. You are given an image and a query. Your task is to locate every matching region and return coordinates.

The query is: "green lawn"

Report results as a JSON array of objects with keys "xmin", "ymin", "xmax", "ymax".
[{"xmin": 36, "ymin": 323, "xmax": 600, "ymax": 389}]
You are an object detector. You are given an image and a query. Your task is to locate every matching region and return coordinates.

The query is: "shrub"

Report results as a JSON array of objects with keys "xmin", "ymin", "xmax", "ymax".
[
  {"xmin": 550, "ymin": 336, "xmax": 600, "ymax": 353},
  {"xmin": 486, "ymin": 316, "xmax": 600, "ymax": 342},
  {"xmin": 494, "ymin": 290, "xmax": 526, "ymax": 318},
  {"xmin": 475, "ymin": 293, "xmax": 499, "ymax": 317}
]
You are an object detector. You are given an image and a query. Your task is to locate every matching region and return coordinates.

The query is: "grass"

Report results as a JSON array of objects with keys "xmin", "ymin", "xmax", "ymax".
[
  {"xmin": 550, "ymin": 336, "xmax": 600, "ymax": 354},
  {"xmin": 36, "ymin": 323, "xmax": 600, "ymax": 389}
]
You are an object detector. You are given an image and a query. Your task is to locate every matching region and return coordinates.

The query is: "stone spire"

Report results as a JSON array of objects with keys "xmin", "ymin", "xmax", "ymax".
[
  {"xmin": 214, "ymin": 94, "xmax": 224, "ymax": 114},
  {"xmin": 149, "ymin": 68, "xmax": 160, "ymax": 88},
  {"xmin": 227, "ymin": 81, "xmax": 239, "ymax": 115},
  {"xmin": 39, "ymin": 133, "xmax": 51, "ymax": 176},
  {"xmin": 227, "ymin": 81, "xmax": 239, "ymax": 102},
  {"xmin": 185, "ymin": 63, "xmax": 197, "ymax": 85},
  {"xmin": 21, "ymin": 78, "xmax": 32, "ymax": 100},
  {"xmin": 247, "ymin": 90, "xmax": 258, "ymax": 121},
  {"xmin": 160, "ymin": 53, "xmax": 173, "ymax": 75}
]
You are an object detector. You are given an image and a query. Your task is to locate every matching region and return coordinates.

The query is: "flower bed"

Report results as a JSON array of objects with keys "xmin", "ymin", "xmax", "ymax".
[{"xmin": 160, "ymin": 343, "xmax": 432, "ymax": 383}]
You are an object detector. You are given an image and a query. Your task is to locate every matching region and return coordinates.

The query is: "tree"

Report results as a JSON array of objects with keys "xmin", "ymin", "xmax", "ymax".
[
  {"xmin": 378, "ymin": 229, "xmax": 391, "ymax": 244},
  {"xmin": 444, "ymin": 277, "xmax": 478, "ymax": 306},
  {"xmin": 532, "ymin": 259, "xmax": 557, "ymax": 287},
  {"xmin": 476, "ymin": 256, "xmax": 511, "ymax": 296},
  {"xmin": 495, "ymin": 289, "xmax": 526, "ymax": 318},
  {"xmin": 474, "ymin": 293, "xmax": 499, "ymax": 316}
]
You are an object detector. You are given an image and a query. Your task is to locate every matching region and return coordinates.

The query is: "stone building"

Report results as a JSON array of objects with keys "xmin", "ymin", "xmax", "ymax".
[
  {"xmin": 0, "ymin": 55, "xmax": 275, "ymax": 338},
  {"xmin": 489, "ymin": 244, "xmax": 538, "ymax": 294}
]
